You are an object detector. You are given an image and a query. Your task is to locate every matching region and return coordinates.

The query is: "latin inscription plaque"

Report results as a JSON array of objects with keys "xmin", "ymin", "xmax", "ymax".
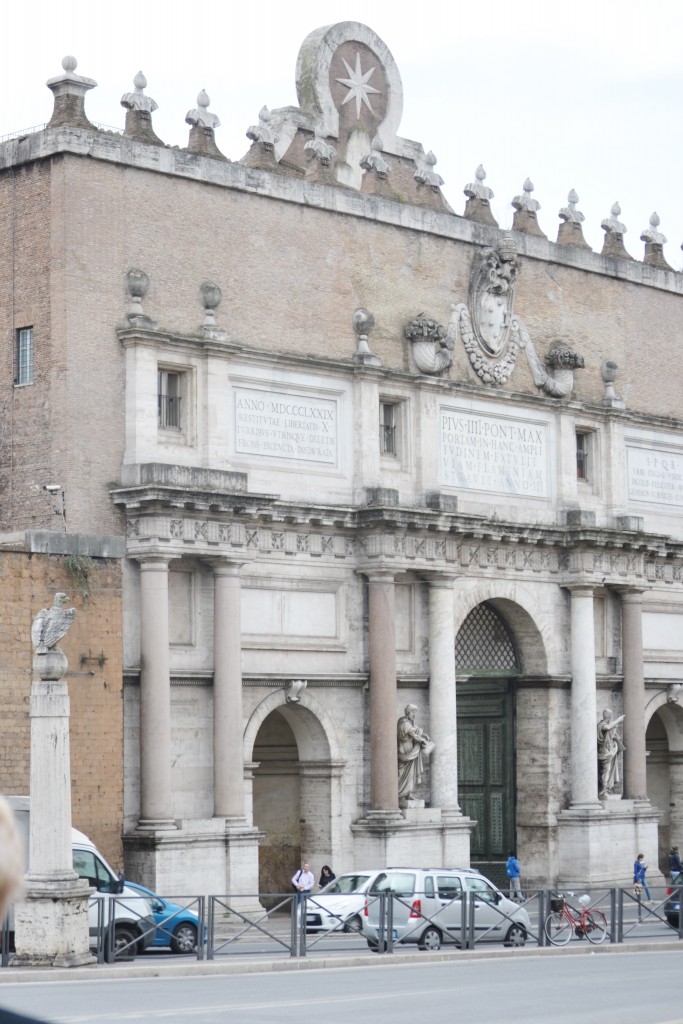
[
  {"xmin": 234, "ymin": 387, "xmax": 338, "ymax": 464},
  {"xmin": 627, "ymin": 446, "xmax": 683, "ymax": 506},
  {"xmin": 440, "ymin": 408, "xmax": 548, "ymax": 497}
]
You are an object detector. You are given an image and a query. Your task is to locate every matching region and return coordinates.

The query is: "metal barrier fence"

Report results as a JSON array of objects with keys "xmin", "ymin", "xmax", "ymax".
[{"xmin": 2, "ymin": 886, "xmax": 682, "ymax": 964}]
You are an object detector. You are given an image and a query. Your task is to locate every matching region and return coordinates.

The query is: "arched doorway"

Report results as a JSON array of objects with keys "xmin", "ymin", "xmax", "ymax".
[
  {"xmin": 456, "ymin": 601, "xmax": 520, "ymax": 886},
  {"xmin": 646, "ymin": 699, "xmax": 683, "ymax": 873},
  {"xmin": 248, "ymin": 695, "xmax": 340, "ymax": 897}
]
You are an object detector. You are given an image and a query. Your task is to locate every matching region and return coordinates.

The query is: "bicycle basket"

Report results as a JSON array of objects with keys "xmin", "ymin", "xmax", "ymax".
[{"xmin": 550, "ymin": 896, "xmax": 565, "ymax": 912}]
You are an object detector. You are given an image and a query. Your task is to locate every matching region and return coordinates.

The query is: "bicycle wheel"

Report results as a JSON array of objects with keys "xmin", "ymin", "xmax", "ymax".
[
  {"xmin": 544, "ymin": 911, "xmax": 572, "ymax": 945},
  {"xmin": 584, "ymin": 909, "xmax": 607, "ymax": 944}
]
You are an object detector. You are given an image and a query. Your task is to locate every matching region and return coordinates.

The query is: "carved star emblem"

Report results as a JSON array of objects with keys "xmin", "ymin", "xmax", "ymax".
[{"xmin": 336, "ymin": 52, "xmax": 380, "ymax": 118}]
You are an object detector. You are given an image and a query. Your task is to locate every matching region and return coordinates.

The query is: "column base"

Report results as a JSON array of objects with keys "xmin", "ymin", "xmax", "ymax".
[
  {"xmin": 136, "ymin": 818, "xmax": 178, "ymax": 831},
  {"xmin": 13, "ymin": 877, "xmax": 94, "ymax": 967}
]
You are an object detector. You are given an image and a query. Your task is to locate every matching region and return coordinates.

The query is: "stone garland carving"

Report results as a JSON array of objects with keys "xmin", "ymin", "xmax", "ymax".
[{"xmin": 405, "ymin": 312, "xmax": 455, "ymax": 374}]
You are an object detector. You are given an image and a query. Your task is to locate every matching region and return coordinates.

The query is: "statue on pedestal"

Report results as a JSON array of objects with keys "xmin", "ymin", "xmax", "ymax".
[
  {"xmin": 397, "ymin": 704, "xmax": 435, "ymax": 808},
  {"xmin": 597, "ymin": 708, "xmax": 626, "ymax": 799}
]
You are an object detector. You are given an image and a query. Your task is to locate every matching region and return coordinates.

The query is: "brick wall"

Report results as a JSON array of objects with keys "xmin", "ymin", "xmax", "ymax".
[{"xmin": 0, "ymin": 546, "xmax": 124, "ymax": 869}]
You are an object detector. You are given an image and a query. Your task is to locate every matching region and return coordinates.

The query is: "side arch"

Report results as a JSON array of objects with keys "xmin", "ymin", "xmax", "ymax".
[{"xmin": 243, "ymin": 688, "xmax": 344, "ymax": 764}]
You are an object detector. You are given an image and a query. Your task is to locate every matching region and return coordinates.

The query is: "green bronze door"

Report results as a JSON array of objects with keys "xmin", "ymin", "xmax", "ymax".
[{"xmin": 455, "ymin": 603, "xmax": 518, "ymax": 887}]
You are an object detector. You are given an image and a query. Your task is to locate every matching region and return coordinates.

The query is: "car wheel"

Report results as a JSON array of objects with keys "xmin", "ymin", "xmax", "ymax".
[
  {"xmin": 666, "ymin": 915, "xmax": 679, "ymax": 930},
  {"xmin": 113, "ymin": 925, "xmax": 137, "ymax": 960},
  {"xmin": 366, "ymin": 940, "xmax": 380, "ymax": 952},
  {"xmin": 344, "ymin": 915, "xmax": 363, "ymax": 933},
  {"xmin": 170, "ymin": 922, "xmax": 198, "ymax": 954},
  {"xmin": 418, "ymin": 927, "xmax": 442, "ymax": 951},
  {"xmin": 504, "ymin": 924, "xmax": 527, "ymax": 947}
]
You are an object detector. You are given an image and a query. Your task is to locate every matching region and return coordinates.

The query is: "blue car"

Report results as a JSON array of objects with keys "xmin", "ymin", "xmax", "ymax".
[{"xmin": 125, "ymin": 882, "xmax": 201, "ymax": 953}]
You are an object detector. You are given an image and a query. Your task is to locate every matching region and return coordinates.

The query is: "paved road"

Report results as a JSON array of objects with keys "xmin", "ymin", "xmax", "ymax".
[{"xmin": 1, "ymin": 950, "xmax": 683, "ymax": 1024}]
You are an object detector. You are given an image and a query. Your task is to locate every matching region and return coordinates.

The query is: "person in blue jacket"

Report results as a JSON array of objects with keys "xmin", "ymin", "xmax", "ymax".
[
  {"xmin": 633, "ymin": 853, "xmax": 652, "ymax": 902},
  {"xmin": 506, "ymin": 851, "xmax": 523, "ymax": 902}
]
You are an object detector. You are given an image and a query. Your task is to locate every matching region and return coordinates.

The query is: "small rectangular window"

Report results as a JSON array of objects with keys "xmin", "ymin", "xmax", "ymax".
[
  {"xmin": 576, "ymin": 431, "xmax": 590, "ymax": 481},
  {"xmin": 379, "ymin": 402, "xmax": 397, "ymax": 456},
  {"xmin": 158, "ymin": 370, "xmax": 182, "ymax": 429},
  {"xmin": 15, "ymin": 327, "xmax": 34, "ymax": 385}
]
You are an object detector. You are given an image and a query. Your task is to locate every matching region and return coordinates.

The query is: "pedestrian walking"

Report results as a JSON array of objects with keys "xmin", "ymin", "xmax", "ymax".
[
  {"xmin": 506, "ymin": 851, "xmax": 523, "ymax": 902},
  {"xmin": 633, "ymin": 853, "xmax": 652, "ymax": 902},
  {"xmin": 291, "ymin": 861, "xmax": 315, "ymax": 905},
  {"xmin": 669, "ymin": 846, "xmax": 682, "ymax": 884},
  {"xmin": 319, "ymin": 864, "xmax": 336, "ymax": 888}
]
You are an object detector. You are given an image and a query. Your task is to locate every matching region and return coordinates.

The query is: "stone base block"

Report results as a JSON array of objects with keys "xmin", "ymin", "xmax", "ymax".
[
  {"xmin": 351, "ymin": 812, "xmax": 474, "ymax": 867},
  {"xmin": 557, "ymin": 800, "xmax": 662, "ymax": 887},
  {"xmin": 13, "ymin": 879, "xmax": 95, "ymax": 968},
  {"xmin": 123, "ymin": 819, "xmax": 264, "ymax": 914}
]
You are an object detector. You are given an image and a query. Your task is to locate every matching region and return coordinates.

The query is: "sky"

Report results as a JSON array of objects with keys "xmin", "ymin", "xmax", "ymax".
[{"xmin": 5, "ymin": 0, "xmax": 683, "ymax": 263}]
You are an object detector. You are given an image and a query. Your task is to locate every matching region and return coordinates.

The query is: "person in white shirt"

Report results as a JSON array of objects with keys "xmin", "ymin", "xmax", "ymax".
[{"xmin": 291, "ymin": 862, "xmax": 315, "ymax": 902}]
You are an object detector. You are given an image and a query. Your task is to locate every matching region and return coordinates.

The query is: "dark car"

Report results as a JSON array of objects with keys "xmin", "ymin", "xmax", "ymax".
[
  {"xmin": 664, "ymin": 886, "xmax": 683, "ymax": 930},
  {"xmin": 125, "ymin": 882, "xmax": 201, "ymax": 953}
]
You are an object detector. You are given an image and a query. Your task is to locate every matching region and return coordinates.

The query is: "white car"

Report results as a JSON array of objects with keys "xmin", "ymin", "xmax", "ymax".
[{"xmin": 305, "ymin": 871, "xmax": 383, "ymax": 933}]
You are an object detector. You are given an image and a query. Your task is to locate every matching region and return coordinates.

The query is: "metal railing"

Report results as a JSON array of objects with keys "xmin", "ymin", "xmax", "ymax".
[{"xmin": 3, "ymin": 886, "xmax": 682, "ymax": 965}]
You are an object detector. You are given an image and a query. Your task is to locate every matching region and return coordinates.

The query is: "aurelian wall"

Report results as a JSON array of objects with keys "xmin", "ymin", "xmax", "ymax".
[{"xmin": 0, "ymin": 543, "xmax": 124, "ymax": 869}]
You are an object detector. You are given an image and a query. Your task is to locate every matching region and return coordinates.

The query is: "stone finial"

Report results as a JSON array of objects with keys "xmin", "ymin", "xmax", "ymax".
[
  {"xmin": 121, "ymin": 71, "xmax": 158, "ymax": 113},
  {"xmin": 463, "ymin": 165, "xmax": 498, "ymax": 227},
  {"xmin": 121, "ymin": 72, "xmax": 163, "ymax": 146},
  {"xmin": 414, "ymin": 151, "xmax": 444, "ymax": 190},
  {"xmin": 352, "ymin": 308, "xmax": 381, "ymax": 367},
  {"xmin": 246, "ymin": 106, "xmax": 279, "ymax": 150},
  {"xmin": 304, "ymin": 134, "xmax": 337, "ymax": 166},
  {"xmin": 198, "ymin": 281, "xmax": 228, "ymax": 340},
  {"xmin": 640, "ymin": 212, "xmax": 672, "ymax": 270},
  {"xmin": 360, "ymin": 136, "xmax": 391, "ymax": 179},
  {"xmin": 46, "ymin": 56, "xmax": 97, "ymax": 130},
  {"xmin": 557, "ymin": 189, "xmax": 591, "ymax": 250},
  {"xmin": 511, "ymin": 178, "xmax": 546, "ymax": 238},
  {"xmin": 125, "ymin": 268, "xmax": 157, "ymax": 329},
  {"xmin": 185, "ymin": 90, "xmax": 226, "ymax": 161},
  {"xmin": 601, "ymin": 202, "xmax": 633, "ymax": 260},
  {"xmin": 600, "ymin": 359, "xmax": 625, "ymax": 409}
]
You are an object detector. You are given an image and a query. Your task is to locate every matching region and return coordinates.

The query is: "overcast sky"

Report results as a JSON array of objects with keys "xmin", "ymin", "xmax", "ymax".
[{"xmin": 6, "ymin": 0, "xmax": 683, "ymax": 264}]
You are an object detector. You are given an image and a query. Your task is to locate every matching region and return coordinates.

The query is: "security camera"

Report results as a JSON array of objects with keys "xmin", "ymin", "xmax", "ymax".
[{"xmin": 43, "ymin": 484, "xmax": 61, "ymax": 493}]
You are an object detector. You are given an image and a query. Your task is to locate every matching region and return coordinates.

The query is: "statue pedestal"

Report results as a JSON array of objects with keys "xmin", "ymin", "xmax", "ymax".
[
  {"xmin": 351, "ymin": 809, "xmax": 475, "ymax": 867},
  {"xmin": 12, "ymin": 877, "xmax": 95, "ymax": 968},
  {"xmin": 124, "ymin": 819, "xmax": 264, "ymax": 915},
  {"xmin": 556, "ymin": 799, "xmax": 662, "ymax": 888}
]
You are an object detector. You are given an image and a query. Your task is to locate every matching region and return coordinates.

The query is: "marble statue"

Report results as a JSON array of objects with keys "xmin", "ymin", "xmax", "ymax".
[
  {"xmin": 31, "ymin": 593, "xmax": 76, "ymax": 655},
  {"xmin": 397, "ymin": 704, "xmax": 434, "ymax": 807},
  {"xmin": 597, "ymin": 708, "xmax": 626, "ymax": 798}
]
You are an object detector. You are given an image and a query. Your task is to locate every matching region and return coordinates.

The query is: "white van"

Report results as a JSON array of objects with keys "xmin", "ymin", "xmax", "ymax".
[
  {"xmin": 361, "ymin": 867, "xmax": 531, "ymax": 950},
  {"xmin": 7, "ymin": 797, "xmax": 155, "ymax": 958}
]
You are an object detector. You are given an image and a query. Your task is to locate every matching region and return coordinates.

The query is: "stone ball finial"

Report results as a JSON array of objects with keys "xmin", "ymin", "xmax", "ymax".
[
  {"xmin": 200, "ymin": 280, "xmax": 222, "ymax": 312},
  {"xmin": 352, "ymin": 308, "xmax": 375, "ymax": 337},
  {"xmin": 62, "ymin": 56, "xmax": 78, "ymax": 73},
  {"xmin": 523, "ymin": 177, "xmax": 535, "ymax": 193},
  {"xmin": 568, "ymin": 188, "xmax": 579, "ymax": 205},
  {"xmin": 134, "ymin": 71, "xmax": 147, "ymax": 91},
  {"xmin": 601, "ymin": 360, "xmax": 619, "ymax": 384},
  {"xmin": 198, "ymin": 89, "xmax": 210, "ymax": 109},
  {"xmin": 126, "ymin": 268, "xmax": 150, "ymax": 300}
]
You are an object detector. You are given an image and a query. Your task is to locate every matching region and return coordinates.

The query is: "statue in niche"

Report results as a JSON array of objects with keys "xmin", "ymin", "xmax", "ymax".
[
  {"xmin": 397, "ymin": 704, "xmax": 435, "ymax": 807},
  {"xmin": 597, "ymin": 708, "xmax": 626, "ymax": 798}
]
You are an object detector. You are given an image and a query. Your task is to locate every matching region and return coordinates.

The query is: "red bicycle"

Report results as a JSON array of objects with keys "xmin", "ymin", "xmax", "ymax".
[{"xmin": 544, "ymin": 893, "xmax": 607, "ymax": 945}]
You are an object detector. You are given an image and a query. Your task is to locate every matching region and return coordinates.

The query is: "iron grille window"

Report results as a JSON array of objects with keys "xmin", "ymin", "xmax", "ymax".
[
  {"xmin": 379, "ymin": 402, "xmax": 397, "ymax": 455},
  {"xmin": 15, "ymin": 327, "xmax": 34, "ymax": 385},
  {"xmin": 455, "ymin": 602, "xmax": 518, "ymax": 673},
  {"xmin": 576, "ymin": 431, "xmax": 590, "ymax": 481},
  {"xmin": 158, "ymin": 370, "xmax": 182, "ymax": 429}
]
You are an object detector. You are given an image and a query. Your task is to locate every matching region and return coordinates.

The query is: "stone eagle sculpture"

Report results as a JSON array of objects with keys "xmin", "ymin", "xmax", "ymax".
[{"xmin": 31, "ymin": 593, "xmax": 76, "ymax": 654}]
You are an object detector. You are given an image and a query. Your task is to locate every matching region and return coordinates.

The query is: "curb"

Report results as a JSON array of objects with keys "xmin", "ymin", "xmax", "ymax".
[{"xmin": 1, "ymin": 939, "xmax": 682, "ymax": 984}]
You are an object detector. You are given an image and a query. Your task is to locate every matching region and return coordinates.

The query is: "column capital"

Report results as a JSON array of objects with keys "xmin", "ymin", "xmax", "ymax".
[
  {"xmin": 358, "ymin": 565, "xmax": 396, "ymax": 583},
  {"xmin": 421, "ymin": 570, "xmax": 458, "ymax": 588},
  {"xmin": 562, "ymin": 580, "xmax": 598, "ymax": 594},
  {"xmin": 200, "ymin": 555, "xmax": 245, "ymax": 575},
  {"xmin": 607, "ymin": 584, "xmax": 647, "ymax": 599},
  {"xmin": 131, "ymin": 552, "xmax": 176, "ymax": 567}
]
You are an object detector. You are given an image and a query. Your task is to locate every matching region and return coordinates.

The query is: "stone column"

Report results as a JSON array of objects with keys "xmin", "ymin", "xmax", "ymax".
[
  {"xmin": 137, "ymin": 556, "xmax": 176, "ymax": 829},
  {"xmin": 568, "ymin": 584, "xmax": 601, "ymax": 808},
  {"xmin": 620, "ymin": 589, "xmax": 647, "ymax": 800},
  {"xmin": 427, "ymin": 577, "xmax": 460, "ymax": 814},
  {"xmin": 366, "ymin": 571, "xmax": 400, "ymax": 813},
  {"xmin": 210, "ymin": 560, "xmax": 245, "ymax": 818}
]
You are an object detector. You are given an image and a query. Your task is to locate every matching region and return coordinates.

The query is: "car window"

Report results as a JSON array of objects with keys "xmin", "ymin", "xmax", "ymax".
[
  {"xmin": 436, "ymin": 875, "xmax": 463, "ymax": 901},
  {"xmin": 370, "ymin": 872, "xmax": 415, "ymax": 897},
  {"xmin": 323, "ymin": 874, "xmax": 371, "ymax": 895},
  {"xmin": 465, "ymin": 876, "xmax": 498, "ymax": 902},
  {"xmin": 425, "ymin": 876, "xmax": 435, "ymax": 897},
  {"xmin": 73, "ymin": 849, "xmax": 116, "ymax": 893}
]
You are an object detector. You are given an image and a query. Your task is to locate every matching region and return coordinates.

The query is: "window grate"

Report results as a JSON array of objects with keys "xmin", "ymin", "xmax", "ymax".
[{"xmin": 456, "ymin": 603, "xmax": 518, "ymax": 673}]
